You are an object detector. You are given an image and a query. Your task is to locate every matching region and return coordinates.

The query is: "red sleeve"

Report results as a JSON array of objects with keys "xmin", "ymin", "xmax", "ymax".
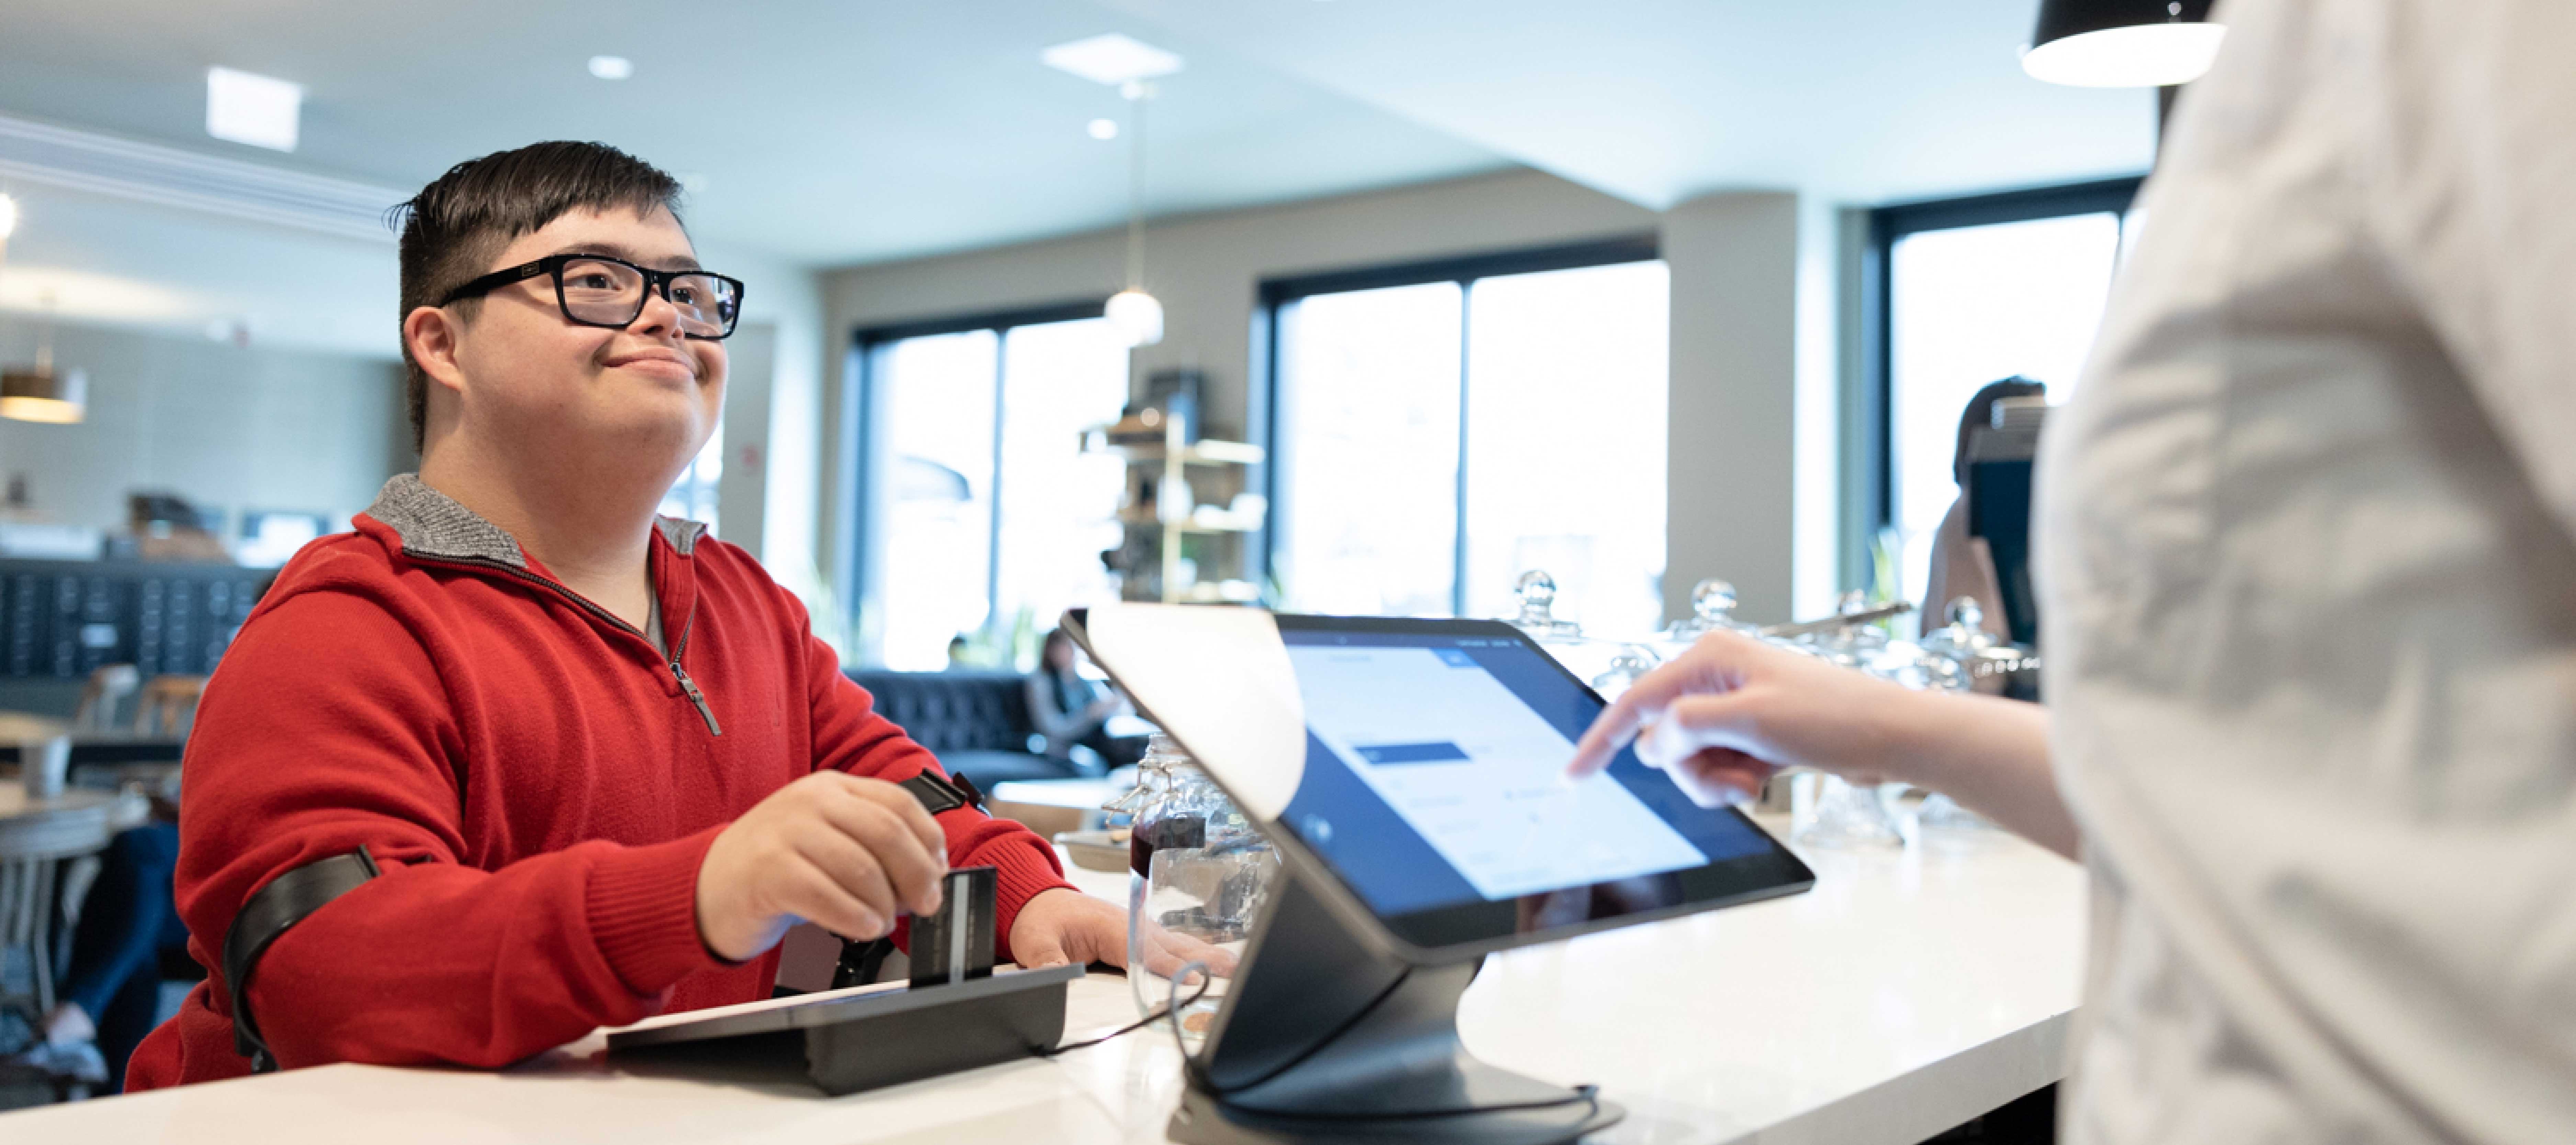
[
  {"xmin": 176, "ymin": 588, "xmax": 727, "ymax": 1071},
  {"xmin": 798, "ymin": 611, "xmax": 1076, "ymax": 964}
]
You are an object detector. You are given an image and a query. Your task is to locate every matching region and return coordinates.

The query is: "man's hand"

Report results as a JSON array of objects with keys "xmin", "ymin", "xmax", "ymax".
[
  {"xmin": 1007, "ymin": 887, "xmax": 1238, "ymax": 980},
  {"xmin": 694, "ymin": 772, "xmax": 949, "ymax": 962}
]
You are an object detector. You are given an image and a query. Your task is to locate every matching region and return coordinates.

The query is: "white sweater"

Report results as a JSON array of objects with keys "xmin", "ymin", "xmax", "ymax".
[{"xmin": 2042, "ymin": 1, "xmax": 2576, "ymax": 1140}]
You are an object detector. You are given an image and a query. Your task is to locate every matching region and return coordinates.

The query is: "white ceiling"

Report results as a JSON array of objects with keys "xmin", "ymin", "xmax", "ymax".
[
  {"xmin": 1098, "ymin": 0, "xmax": 2158, "ymax": 207},
  {"xmin": 0, "ymin": 0, "xmax": 2154, "ymax": 358}
]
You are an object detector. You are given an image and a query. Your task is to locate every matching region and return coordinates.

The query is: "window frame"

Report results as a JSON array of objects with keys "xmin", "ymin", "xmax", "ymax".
[
  {"xmin": 1858, "ymin": 176, "xmax": 2143, "ymax": 567},
  {"xmin": 1255, "ymin": 233, "xmax": 1662, "ymax": 617},
  {"xmin": 843, "ymin": 298, "xmax": 1110, "ymax": 664}
]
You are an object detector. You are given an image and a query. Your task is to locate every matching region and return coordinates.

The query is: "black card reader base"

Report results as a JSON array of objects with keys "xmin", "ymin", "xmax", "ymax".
[{"xmin": 608, "ymin": 962, "xmax": 1084, "ymax": 1097}]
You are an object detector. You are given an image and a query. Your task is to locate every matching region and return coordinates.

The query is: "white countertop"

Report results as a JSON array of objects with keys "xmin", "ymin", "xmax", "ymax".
[{"xmin": 3, "ymin": 816, "xmax": 2086, "ymax": 1144}]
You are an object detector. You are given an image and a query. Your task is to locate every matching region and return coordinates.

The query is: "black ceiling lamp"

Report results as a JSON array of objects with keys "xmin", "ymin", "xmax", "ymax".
[{"xmin": 2023, "ymin": 0, "xmax": 2225, "ymax": 89}]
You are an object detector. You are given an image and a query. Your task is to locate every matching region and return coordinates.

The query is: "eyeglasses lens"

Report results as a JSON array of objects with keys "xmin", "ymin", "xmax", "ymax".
[
  {"xmin": 667, "ymin": 273, "xmax": 739, "ymax": 337},
  {"xmin": 560, "ymin": 258, "xmax": 645, "ymax": 325},
  {"xmin": 558, "ymin": 258, "xmax": 739, "ymax": 337}
]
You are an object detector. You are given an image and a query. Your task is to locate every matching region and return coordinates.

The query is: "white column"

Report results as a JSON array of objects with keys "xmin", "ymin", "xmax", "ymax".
[{"xmin": 1662, "ymin": 191, "xmax": 1801, "ymax": 624}]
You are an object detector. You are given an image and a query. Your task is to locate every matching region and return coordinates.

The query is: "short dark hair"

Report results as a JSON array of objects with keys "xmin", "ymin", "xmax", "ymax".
[{"xmin": 391, "ymin": 141, "xmax": 684, "ymax": 453}]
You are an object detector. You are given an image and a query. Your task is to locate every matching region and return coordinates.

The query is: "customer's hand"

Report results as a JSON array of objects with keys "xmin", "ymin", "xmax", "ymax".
[
  {"xmin": 694, "ymin": 772, "xmax": 950, "ymax": 961},
  {"xmin": 1565, "ymin": 630, "xmax": 1926, "ymax": 806},
  {"xmin": 1008, "ymin": 887, "xmax": 1239, "ymax": 979}
]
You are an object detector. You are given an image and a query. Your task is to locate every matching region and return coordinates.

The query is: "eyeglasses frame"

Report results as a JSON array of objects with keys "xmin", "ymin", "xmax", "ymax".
[{"xmin": 437, "ymin": 253, "xmax": 747, "ymax": 340}]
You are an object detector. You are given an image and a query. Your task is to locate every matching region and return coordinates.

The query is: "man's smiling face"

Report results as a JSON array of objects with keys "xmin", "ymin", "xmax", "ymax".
[{"xmin": 441, "ymin": 204, "xmax": 726, "ymax": 469}]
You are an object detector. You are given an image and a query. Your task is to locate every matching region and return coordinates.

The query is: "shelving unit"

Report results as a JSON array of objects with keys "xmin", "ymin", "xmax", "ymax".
[{"xmin": 1090, "ymin": 411, "xmax": 1265, "ymax": 604}]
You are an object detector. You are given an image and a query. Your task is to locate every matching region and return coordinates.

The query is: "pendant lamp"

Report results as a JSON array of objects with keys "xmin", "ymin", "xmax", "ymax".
[
  {"xmin": 2023, "ymin": 0, "xmax": 2225, "ymax": 88},
  {"xmin": 3, "ymin": 294, "xmax": 87, "ymax": 425},
  {"xmin": 1107, "ymin": 81, "xmax": 1163, "ymax": 348},
  {"xmin": 0, "ymin": 363, "xmax": 88, "ymax": 424}
]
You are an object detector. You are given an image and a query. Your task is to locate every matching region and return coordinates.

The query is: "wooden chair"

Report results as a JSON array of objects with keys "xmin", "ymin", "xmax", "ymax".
[{"xmin": 133, "ymin": 676, "xmax": 207, "ymax": 739}]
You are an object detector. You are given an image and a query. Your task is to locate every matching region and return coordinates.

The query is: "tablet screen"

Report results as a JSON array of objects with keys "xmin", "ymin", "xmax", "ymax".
[{"xmin": 1270, "ymin": 617, "xmax": 1810, "ymax": 949}]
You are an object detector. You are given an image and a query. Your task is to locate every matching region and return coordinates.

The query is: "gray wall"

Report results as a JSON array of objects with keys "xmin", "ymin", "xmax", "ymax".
[
  {"xmin": 0, "ymin": 317, "xmax": 405, "ymax": 537},
  {"xmin": 813, "ymin": 168, "xmax": 1819, "ymax": 626}
]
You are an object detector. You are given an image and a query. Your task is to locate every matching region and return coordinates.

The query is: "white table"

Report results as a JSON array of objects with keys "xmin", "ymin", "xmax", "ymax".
[
  {"xmin": 1, "ymin": 780, "xmax": 145, "ymax": 1019},
  {"xmin": 0, "ymin": 816, "xmax": 2086, "ymax": 1144}
]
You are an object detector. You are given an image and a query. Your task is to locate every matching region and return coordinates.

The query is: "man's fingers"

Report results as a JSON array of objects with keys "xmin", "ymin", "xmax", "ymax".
[
  {"xmin": 814, "ymin": 791, "xmax": 946, "ymax": 915},
  {"xmin": 839, "ymin": 773, "xmax": 950, "ymax": 862},
  {"xmin": 787, "ymin": 823, "xmax": 900, "ymax": 924},
  {"xmin": 1014, "ymin": 923, "xmax": 1070, "ymax": 969},
  {"xmin": 1145, "ymin": 929, "xmax": 1240, "ymax": 981},
  {"xmin": 781, "ymin": 859, "xmax": 887, "ymax": 941}
]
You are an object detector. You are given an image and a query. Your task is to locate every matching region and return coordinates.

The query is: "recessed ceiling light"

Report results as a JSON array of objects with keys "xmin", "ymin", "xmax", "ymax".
[
  {"xmin": 1087, "ymin": 118, "xmax": 1120, "ymax": 141},
  {"xmin": 206, "ymin": 67, "xmax": 302, "ymax": 153},
  {"xmin": 588, "ymin": 55, "xmax": 633, "ymax": 80},
  {"xmin": 1041, "ymin": 33, "xmax": 1183, "ymax": 87},
  {"xmin": 0, "ymin": 194, "xmax": 18, "ymax": 239}
]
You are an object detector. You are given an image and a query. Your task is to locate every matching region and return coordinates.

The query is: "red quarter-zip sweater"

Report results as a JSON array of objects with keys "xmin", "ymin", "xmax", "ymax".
[{"xmin": 124, "ymin": 475, "xmax": 1074, "ymax": 1089}]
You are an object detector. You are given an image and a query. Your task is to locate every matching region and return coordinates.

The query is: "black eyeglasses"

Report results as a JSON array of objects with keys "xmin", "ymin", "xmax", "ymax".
[{"xmin": 439, "ymin": 254, "xmax": 745, "ymax": 340}]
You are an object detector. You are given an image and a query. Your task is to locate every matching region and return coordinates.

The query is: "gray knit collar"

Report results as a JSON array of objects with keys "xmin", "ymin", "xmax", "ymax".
[{"xmin": 363, "ymin": 474, "xmax": 704, "ymax": 567}]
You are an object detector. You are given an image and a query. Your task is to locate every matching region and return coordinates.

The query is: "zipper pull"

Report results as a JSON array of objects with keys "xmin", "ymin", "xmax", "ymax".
[{"xmin": 672, "ymin": 661, "xmax": 722, "ymax": 736}]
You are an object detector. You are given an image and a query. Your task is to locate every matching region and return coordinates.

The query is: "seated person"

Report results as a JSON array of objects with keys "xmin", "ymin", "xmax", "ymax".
[
  {"xmin": 1025, "ymin": 628, "xmax": 1145, "ymax": 771},
  {"xmin": 126, "ymin": 142, "xmax": 1152, "ymax": 1088},
  {"xmin": 13, "ymin": 820, "xmax": 187, "ymax": 1092}
]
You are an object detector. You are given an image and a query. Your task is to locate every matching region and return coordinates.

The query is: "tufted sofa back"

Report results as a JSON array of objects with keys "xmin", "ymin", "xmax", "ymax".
[{"xmin": 844, "ymin": 669, "xmax": 1038, "ymax": 755}]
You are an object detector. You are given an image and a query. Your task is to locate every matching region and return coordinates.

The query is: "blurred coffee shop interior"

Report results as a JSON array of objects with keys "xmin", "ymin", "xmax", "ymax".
[{"xmin": 0, "ymin": 0, "xmax": 2169, "ymax": 1111}]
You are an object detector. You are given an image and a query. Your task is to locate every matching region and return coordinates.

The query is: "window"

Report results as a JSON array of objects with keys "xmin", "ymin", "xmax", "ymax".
[
  {"xmin": 1265, "ymin": 239, "xmax": 1669, "ymax": 636},
  {"xmin": 658, "ymin": 428, "xmax": 723, "ymax": 535},
  {"xmin": 1868, "ymin": 179, "xmax": 2142, "ymax": 611},
  {"xmin": 853, "ymin": 304, "xmax": 1128, "ymax": 670}
]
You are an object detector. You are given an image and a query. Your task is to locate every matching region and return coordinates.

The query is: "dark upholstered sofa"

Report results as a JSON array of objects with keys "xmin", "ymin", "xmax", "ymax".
[{"xmin": 843, "ymin": 669, "xmax": 1090, "ymax": 790}]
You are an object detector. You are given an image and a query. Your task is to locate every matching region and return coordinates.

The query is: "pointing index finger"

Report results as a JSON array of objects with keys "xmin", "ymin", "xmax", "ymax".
[
  {"xmin": 1567, "ymin": 689, "xmax": 1658, "ymax": 781},
  {"xmin": 1566, "ymin": 641, "xmax": 1749, "ymax": 781}
]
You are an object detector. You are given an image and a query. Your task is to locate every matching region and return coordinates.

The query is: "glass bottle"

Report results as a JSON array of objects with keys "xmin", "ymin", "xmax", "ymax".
[
  {"xmin": 1664, "ymin": 578, "xmax": 1756, "ymax": 643},
  {"xmin": 1126, "ymin": 734, "xmax": 1277, "ymax": 1031},
  {"xmin": 1508, "ymin": 569, "xmax": 1583, "ymax": 641},
  {"xmin": 1589, "ymin": 643, "xmax": 1662, "ymax": 700},
  {"xmin": 1786, "ymin": 593, "xmax": 1906, "ymax": 849},
  {"xmin": 1916, "ymin": 597, "xmax": 2042, "ymax": 698}
]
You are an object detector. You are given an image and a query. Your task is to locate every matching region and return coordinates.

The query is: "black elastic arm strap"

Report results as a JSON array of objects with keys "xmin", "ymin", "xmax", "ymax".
[
  {"xmin": 833, "ymin": 772, "xmax": 986, "ymax": 988},
  {"xmin": 222, "ymin": 846, "xmax": 382, "ymax": 1073},
  {"xmin": 897, "ymin": 770, "xmax": 984, "ymax": 817}
]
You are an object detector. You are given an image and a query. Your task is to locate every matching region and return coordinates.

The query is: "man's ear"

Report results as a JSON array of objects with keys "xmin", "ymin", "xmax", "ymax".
[{"xmin": 403, "ymin": 305, "xmax": 470, "ymax": 397}]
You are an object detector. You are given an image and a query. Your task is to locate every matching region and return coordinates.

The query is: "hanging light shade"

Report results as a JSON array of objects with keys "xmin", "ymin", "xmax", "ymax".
[
  {"xmin": 1106, "ymin": 288, "xmax": 1164, "ymax": 348},
  {"xmin": 2024, "ymin": 0, "xmax": 2224, "ymax": 88},
  {"xmin": 1105, "ymin": 81, "xmax": 1165, "ymax": 349},
  {"xmin": 0, "ymin": 365, "xmax": 86, "ymax": 424}
]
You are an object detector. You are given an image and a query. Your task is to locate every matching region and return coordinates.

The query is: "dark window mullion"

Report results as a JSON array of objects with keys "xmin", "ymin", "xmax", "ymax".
[
  {"xmin": 1865, "ymin": 176, "xmax": 2144, "ymax": 550},
  {"xmin": 986, "ymin": 327, "xmax": 1008, "ymax": 639},
  {"xmin": 1452, "ymin": 278, "xmax": 1473, "ymax": 619}
]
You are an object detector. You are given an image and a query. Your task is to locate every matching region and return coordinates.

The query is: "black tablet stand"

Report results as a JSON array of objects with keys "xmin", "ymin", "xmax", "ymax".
[{"xmin": 1168, "ymin": 866, "xmax": 1624, "ymax": 1145}]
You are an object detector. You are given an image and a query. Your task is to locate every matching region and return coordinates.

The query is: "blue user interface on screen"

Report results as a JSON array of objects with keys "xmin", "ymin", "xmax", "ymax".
[{"xmin": 1275, "ymin": 628, "xmax": 1774, "ymax": 917}]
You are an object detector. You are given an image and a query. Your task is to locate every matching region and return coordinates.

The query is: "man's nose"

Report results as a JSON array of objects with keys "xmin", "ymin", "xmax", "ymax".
[{"xmin": 629, "ymin": 284, "xmax": 688, "ymax": 341}]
